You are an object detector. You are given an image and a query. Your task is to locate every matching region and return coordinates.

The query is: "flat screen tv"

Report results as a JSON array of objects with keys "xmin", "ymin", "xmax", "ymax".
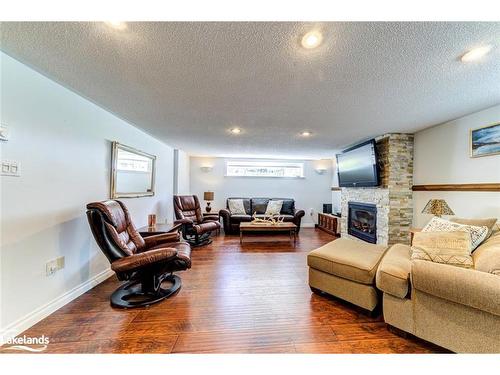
[{"xmin": 336, "ymin": 139, "xmax": 380, "ymax": 187}]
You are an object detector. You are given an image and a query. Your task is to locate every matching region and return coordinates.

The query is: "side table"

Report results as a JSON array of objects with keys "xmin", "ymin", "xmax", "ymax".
[
  {"xmin": 137, "ymin": 223, "xmax": 182, "ymax": 237},
  {"xmin": 316, "ymin": 213, "xmax": 340, "ymax": 236}
]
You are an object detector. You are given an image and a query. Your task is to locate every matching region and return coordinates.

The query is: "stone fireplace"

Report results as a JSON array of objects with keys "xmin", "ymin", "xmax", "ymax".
[
  {"xmin": 340, "ymin": 133, "xmax": 414, "ymax": 246},
  {"xmin": 348, "ymin": 202, "xmax": 377, "ymax": 243}
]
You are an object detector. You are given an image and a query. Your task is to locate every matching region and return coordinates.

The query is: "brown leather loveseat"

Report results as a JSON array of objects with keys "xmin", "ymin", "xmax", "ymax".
[{"xmin": 219, "ymin": 197, "xmax": 305, "ymax": 234}]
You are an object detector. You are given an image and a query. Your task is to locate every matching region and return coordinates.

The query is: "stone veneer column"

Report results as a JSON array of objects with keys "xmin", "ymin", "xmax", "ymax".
[
  {"xmin": 340, "ymin": 133, "xmax": 414, "ymax": 246},
  {"xmin": 387, "ymin": 134, "xmax": 414, "ymax": 245}
]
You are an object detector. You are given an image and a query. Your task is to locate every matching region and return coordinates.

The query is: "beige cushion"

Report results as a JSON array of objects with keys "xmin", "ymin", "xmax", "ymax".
[
  {"xmin": 473, "ymin": 230, "xmax": 500, "ymax": 275},
  {"xmin": 411, "ymin": 231, "xmax": 473, "ymax": 268},
  {"xmin": 422, "ymin": 216, "xmax": 488, "ymax": 251},
  {"xmin": 265, "ymin": 200, "xmax": 283, "ymax": 216},
  {"xmin": 307, "ymin": 238, "xmax": 387, "ymax": 285},
  {"xmin": 450, "ymin": 217, "xmax": 498, "ymax": 239},
  {"xmin": 228, "ymin": 199, "xmax": 246, "ymax": 214},
  {"xmin": 376, "ymin": 244, "xmax": 412, "ymax": 298}
]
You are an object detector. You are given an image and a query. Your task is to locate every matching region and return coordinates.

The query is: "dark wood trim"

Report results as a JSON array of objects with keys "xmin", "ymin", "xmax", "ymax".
[
  {"xmin": 331, "ymin": 187, "xmax": 341, "ymax": 191},
  {"xmin": 412, "ymin": 183, "xmax": 500, "ymax": 192}
]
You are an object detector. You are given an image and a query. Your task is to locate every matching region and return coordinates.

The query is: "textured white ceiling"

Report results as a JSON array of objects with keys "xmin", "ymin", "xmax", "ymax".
[{"xmin": 1, "ymin": 22, "xmax": 499, "ymax": 158}]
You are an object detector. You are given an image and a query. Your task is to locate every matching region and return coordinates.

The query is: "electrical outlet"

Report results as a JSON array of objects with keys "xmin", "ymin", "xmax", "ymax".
[
  {"xmin": 46, "ymin": 260, "xmax": 57, "ymax": 276},
  {"xmin": 310, "ymin": 208, "xmax": 314, "ymax": 216},
  {"xmin": 46, "ymin": 256, "xmax": 65, "ymax": 276}
]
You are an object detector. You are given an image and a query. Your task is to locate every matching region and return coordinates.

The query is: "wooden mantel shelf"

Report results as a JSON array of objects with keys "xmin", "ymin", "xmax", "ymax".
[
  {"xmin": 332, "ymin": 184, "xmax": 500, "ymax": 192},
  {"xmin": 412, "ymin": 183, "xmax": 500, "ymax": 192}
]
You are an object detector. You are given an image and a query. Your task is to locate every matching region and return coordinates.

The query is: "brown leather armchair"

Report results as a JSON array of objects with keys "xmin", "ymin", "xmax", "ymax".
[
  {"xmin": 173, "ymin": 195, "xmax": 221, "ymax": 247},
  {"xmin": 86, "ymin": 200, "xmax": 191, "ymax": 308}
]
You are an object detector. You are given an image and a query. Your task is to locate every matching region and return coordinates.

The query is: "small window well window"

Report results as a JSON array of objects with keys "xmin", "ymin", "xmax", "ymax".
[{"xmin": 225, "ymin": 161, "xmax": 304, "ymax": 178}]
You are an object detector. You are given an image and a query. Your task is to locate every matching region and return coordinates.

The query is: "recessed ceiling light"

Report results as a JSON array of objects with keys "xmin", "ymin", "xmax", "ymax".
[
  {"xmin": 300, "ymin": 131, "xmax": 312, "ymax": 137},
  {"xmin": 301, "ymin": 31, "xmax": 323, "ymax": 49},
  {"xmin": 461, "ymin": 45, "xmax": 493, "ymax": 62},
  {"xmin": 105, "ymin": 21, "xmax": 127, "ymax": 30},
  {"xmin": 229, "ymin": 127, "xmax": 242, "ymax": 134}
]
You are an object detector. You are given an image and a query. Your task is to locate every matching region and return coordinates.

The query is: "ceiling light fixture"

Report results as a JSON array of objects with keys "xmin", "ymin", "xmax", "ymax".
[
  {"xmin": 301, "ymin": 31, "xmax": 323, "ymax": 49},
  {"xmin": 229, "ymin": 127, "xmax": 242, "ymax": 135},
  {"xmin": 300, "ymin": 131, "xmax": 312, "ymax": 137},
  {"xmin": 105, "ymin": 21, "xmax": 127, "ymax": 30},
  {"xmin": 460, "ymin": 45, "xmax": 492, "ymax": 62}
]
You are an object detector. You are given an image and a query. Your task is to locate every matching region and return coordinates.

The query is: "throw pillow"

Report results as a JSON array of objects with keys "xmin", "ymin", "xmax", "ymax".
[
  {"xmin": 411, "ymin": 231, "xmax": 473, "ymax": 268},
  {"xmin": 450, "ymin": 217, "xmax": 498, "ymax": 239},
  {"xmin": 228, "ymin": 199, "xmax": 246, "ymax": 215},
  {"xmin": 280, "ymin": 200, "xmax": 295, "ymax": 215},
  {"xmin": 422, "ymin": 216, "xmax": 489, "ymax": 251},
  {"xmin": 265, "ymin": 200, "xmax": 283, "ymax": 216}
]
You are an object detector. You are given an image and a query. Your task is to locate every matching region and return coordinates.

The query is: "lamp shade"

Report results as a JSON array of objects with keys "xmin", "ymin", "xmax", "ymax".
[
  {"xmin": 204, "ymin": 191, "xmax": 214, "ymax": 201},
  {"xmin": 422, "ymin": 199, "xmax": 454, "ymax": 217}
]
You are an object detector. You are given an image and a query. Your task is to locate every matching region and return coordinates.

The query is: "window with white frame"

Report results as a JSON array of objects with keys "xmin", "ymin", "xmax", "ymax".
[{"xmin": 225, "ymin": 161, "xmax": 304, "ymax": 178}]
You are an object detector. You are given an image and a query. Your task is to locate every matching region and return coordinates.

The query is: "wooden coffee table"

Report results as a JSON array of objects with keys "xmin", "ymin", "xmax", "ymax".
[{"xmin": 239, "ymin": 222, "xmax": 297, "ymax": 246}]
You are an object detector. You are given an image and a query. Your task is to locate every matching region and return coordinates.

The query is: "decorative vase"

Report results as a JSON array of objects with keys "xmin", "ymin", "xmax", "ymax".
[{"xmin": 148, "ymin": 214, "xmax": 157, "ymax": 227}]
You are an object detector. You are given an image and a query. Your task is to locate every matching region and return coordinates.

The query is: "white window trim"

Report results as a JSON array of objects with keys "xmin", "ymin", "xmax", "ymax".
[{"xmin": 224, "ymin": 160, "xmax": 305, "ymax": 178}]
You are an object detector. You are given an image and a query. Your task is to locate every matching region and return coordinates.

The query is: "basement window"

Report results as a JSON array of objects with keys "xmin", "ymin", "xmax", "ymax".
[{"xmin": 225, "ymin": 161, "xmax": 304, "ymax": 178}]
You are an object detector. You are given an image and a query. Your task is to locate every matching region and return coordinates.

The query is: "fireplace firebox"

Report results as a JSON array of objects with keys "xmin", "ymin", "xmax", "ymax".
[{"xmin": 348, "ymin": 202, "xmax": 377, "ymax": 243}]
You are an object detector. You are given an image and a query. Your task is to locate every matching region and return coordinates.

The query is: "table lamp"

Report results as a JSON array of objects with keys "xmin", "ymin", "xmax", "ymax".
[
  {"xmin": 204, "ymin": 191, "xmax": 214, "ymax": 213},
  {"xmin": 422, "ymin": 199, "xmax": 454, "ymax": 217}
]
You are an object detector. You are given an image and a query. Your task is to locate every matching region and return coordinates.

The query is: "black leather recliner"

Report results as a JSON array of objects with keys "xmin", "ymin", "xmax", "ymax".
[{"xmin": 86, "ymin": 200, "xmax": 191, "ymax": 308}]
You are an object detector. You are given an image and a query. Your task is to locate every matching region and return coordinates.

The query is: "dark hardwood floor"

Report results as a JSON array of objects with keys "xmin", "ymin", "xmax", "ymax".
[{"xmin": 1, "ymin": 228, "xmax": 445, "ymax": 354}]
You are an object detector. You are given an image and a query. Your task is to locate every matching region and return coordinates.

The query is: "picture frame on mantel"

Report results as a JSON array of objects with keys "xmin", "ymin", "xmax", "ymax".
[{"xmin": 470, "ymin": 122, "xmax": 500, "ymax": 158}]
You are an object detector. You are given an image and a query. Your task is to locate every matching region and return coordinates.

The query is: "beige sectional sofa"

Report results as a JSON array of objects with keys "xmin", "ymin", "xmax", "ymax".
[
  {"xmin": 308, "ymin": 226, "xmax": 500, "ymax": 353},
  {"xmin": 376, "ymin": 229, "xmax": 500, "ymax": 353}
]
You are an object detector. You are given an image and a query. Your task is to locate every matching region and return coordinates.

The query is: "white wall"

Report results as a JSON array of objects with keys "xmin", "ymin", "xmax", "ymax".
[
  {"xmin": 189, "ymin": 157, "xmax": 333, "ymax": 226},
  {"xmin": 0, "ymin": 52, "xmax": 175, "ymax": 338},
  {"xmin": 331, "ymin": 158, "xmax": 341, "ymax": 214},
  {"xmin": 176, "ymin": 150, "xmax": 191, "ymax": 195},
  {"xmin": 413, "ymin": 104, "xmax": 500, "ymax": 227}
]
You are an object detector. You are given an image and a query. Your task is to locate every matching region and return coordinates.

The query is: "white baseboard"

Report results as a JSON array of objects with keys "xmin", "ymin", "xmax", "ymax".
[{"xmin": 0, "ymin": 268, "xmax": 113, "ymax": 345}]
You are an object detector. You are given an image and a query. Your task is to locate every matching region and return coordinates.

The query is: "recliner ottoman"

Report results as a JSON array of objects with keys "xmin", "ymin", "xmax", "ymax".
[{"xmin": 308, "ymin": 238, "xmax": 388, "ymax": 311}]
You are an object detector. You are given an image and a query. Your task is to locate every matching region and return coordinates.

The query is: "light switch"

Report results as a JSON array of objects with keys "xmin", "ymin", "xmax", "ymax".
[{"xmin": 1, "ymin": 160, "xmax": 20, "ymax": 177}]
